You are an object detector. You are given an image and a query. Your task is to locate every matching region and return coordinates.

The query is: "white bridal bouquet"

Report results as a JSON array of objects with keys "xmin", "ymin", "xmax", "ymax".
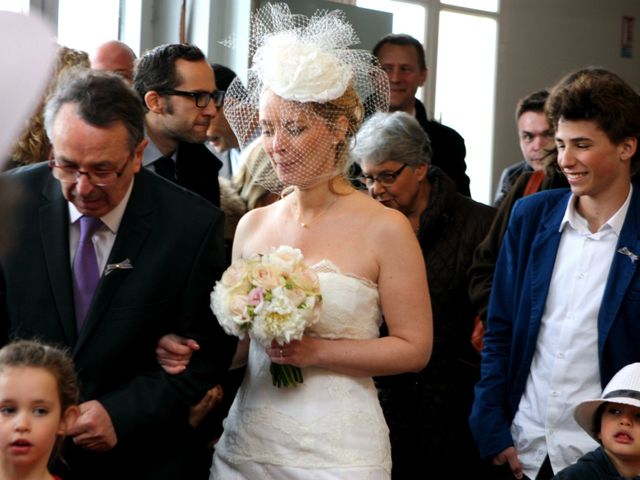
[{"xmin": 210, "ymin": 246, "xmax": 323, "ymax": 387}]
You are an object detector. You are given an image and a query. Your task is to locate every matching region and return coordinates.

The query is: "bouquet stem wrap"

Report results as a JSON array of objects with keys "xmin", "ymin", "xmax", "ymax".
[
  {"xmin": 270, "ymin": 363, "xmax": 304, "ymax": 388},
  {"xmin": 211, "ymin": 246, "xmax": 322, "ymax": 388}
]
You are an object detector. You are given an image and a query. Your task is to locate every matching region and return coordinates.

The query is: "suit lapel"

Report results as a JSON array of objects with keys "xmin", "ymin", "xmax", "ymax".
[
  {"xmin": 74, "ymin": 173, "xmax": 153, "ymax": 352},
  {"xmin": 176, "ymin": 142, "xmax": 221, "ymax": 205},
  {"xmin": 528, "ymin": 194, "xmax": 569, "ymax": 329},
  {"xmin": 39, "ymin": 176, "xmax": 78, "ymax": 345},
  {"xmin": 598, "ymin": 187, "xmax": 640, "ymax": 353}
]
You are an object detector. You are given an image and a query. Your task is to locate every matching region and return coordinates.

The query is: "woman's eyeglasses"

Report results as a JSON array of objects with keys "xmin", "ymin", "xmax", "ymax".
[{"xmin": 358, "ymin": 164, "xmax": 408, "ymax": 187}]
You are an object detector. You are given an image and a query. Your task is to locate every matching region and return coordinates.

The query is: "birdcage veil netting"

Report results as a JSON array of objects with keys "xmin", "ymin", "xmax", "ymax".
[{"xmin": 224, "ymin": 2, "xmax": 389, "ymax": 192}]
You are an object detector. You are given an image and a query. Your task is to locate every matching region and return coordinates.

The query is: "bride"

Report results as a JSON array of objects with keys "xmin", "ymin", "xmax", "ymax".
[{"xmin": 161, "ymin": 5, "xmax": 432, "ymax": 479}]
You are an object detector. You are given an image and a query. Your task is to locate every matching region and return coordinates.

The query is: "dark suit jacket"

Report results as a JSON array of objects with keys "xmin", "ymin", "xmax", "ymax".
[
  {"xmin": 0, "ymin": 164, "xmax": 236, "ymax": 479},
  {"xmin": 414, "ymin": 99, "xmax": 470, "ymax": 196},
  {"xmin": 176, "ymin": 141, "xmax": 222, "ymax": 207},
  {"xmin": 470, "ymin": 187, "xmax": 640, "ymax": 460}
]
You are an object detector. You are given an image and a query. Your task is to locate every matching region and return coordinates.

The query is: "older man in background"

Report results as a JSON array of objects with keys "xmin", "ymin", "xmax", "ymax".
[
  {"xmin": 373, "ymin": 33, "xmax": 470, "ymax": 196},
  {"xmin": 493, "ymin": 90, "xmax": 555, "ymax": 207},
  {"xmin": 90, "ymin": 40, "xmax": 136, "ymax": 84}
]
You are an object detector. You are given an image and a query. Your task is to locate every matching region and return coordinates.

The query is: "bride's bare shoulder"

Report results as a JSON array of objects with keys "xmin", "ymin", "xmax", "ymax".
[
  {"xmin": 233, "ymin": 199, "xmax": 285, "ymax": 254},
  {"xmin": 237, "ymin": 198, "xmax": 284, "ymax": 228},
  {"xmin": 352, "ymin": 191, "xmax": 411, "ymax": 229}
]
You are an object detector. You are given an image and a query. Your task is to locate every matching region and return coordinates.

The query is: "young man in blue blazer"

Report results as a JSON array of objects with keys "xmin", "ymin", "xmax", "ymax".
[{"xmin": 471, "ymin": 68, "xmax": 640, "ymax": 480}]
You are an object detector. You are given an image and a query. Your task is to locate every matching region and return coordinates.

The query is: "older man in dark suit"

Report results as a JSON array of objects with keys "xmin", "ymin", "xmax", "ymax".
[{"xmin": 0, "ymin": 70, "xmax": 236, "ymax": 479}]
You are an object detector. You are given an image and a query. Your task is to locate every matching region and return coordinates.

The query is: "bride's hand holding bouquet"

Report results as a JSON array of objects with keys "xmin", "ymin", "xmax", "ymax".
[{"xmin": 210, "ymin": 245, "xmax": 322, "ymax": 387}]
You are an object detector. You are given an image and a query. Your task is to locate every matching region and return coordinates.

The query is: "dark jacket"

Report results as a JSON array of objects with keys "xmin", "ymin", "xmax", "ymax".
[
  {"xmin": 552, "ymin": 447, "xmax": 636, "ymax": 479},
  {"xmin": 0, "ymin": 164, "xmax": 237, "ymax": 480},
  {"xmin": 175, "ymin": 141, "xmax": 223, "ymax": 207},
  {"xmin": 376, "ymin": 167, "xmax": 495, "ymax": 478},
  {"xmin": 493, "ymin": 160, "xmax": 533, "ymax": 207},
  {"xmin": 414, "ymin": 99, "xmax": 470, "ymax": 196}
]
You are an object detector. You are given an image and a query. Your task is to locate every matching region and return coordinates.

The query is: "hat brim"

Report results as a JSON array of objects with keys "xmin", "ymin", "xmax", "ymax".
[{"xmin": 574, "ymin": 397, "xmax": 640, "ymax": 442}]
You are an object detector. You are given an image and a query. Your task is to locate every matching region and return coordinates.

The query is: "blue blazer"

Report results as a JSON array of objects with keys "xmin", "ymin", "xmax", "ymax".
[{"xmin": 470, "ymin": 186, "xmax": 640, "ymax": 460}]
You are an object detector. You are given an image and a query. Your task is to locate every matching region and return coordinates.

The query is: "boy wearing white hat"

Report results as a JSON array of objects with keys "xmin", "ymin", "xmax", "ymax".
[{"xmin": 554, "ymin": 362, "xmax": 640, "ymax": 479}]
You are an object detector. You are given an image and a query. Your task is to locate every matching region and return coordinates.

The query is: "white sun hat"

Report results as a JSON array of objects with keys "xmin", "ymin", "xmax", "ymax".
[{"xmin": 574, "ymin": 362, "xmax": 640, "ymax": 442}]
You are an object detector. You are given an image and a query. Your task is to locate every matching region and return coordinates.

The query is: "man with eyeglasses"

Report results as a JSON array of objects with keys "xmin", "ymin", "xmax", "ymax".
[
  {"xmin": 0, "ymin": 69, "xmax": 236, "ymax": 479},
  {"xmin": 373, "ymin": 33, "xmax": 471, "ymax": 197},
  {"xmin": 134, "ymin": 43, "xmax": 224, "ymax": 206}
]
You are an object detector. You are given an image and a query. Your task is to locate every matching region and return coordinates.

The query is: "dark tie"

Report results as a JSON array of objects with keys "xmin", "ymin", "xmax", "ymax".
[
  {"xmin": 72, "ymin": 216, "xmax": 102, "ymax": 330},
  {"xmin": 154, "ymin": 156, "xmax": 177, "ymax": 183}
]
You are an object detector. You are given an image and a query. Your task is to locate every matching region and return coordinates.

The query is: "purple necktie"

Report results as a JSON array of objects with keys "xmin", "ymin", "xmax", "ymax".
[{"xmin": 72, "ymin": 216, "xmax": 102, "ymax": 330}]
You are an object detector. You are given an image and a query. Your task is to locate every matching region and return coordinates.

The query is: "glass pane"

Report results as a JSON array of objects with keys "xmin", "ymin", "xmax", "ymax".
[
  {"xmin": 442, "ymin": 0, "xmax": 499, "ymax": 13},
  {"xmin": 356, "ymin": 0, "xmax": 427, "ymax": 101},
  {"xmin": 434, "ymin": 10, "xmax": 497, "ymax": 203},
  {"xmin": 57, "ymin": 0, "xmax": 119, "ymax": 53},
  {"xmin": 0, "ymin": 0, "xmax": 28, "ymax": 13},
  {"xmin": 356, "ymin": 0, "xmax": 425, "ymax": 40}
]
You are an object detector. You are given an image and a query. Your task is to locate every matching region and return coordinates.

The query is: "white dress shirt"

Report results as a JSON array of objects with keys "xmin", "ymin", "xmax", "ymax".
[
  {"xmin": 142, "ymin": 136, "xmax": 176, "ymax": 170},
  {"xmin": 68, "ymin": 179, "xmax": 134, "ymax": 276},
  {"xmin": 511, "ymin": 186, "xmax": 632, "ymax": 478}
]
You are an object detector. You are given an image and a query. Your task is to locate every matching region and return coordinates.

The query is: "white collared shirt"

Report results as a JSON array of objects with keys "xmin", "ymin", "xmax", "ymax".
[
  {"xmin": 511, "ymin": 186, "xmax": 632, "ymax": 478},
  {"xmin": 68, "ymin": 178, "xmax": 134, "ymax": 276},
  {"xmin": 142, "ymin": 136, "xmax": 175, "ymax": 170}
]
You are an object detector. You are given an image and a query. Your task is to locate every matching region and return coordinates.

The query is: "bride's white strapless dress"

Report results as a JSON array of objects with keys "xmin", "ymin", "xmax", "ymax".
[{"xmin": 210, "ymin": 260, "xmax": 391, "ymax": 479}]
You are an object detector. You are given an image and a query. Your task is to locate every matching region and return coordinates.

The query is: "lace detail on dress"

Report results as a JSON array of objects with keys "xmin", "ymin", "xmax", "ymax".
[
  {"xmin": 306, "ymin": 260, "xmax": 382, "ymax": 341},
  {"xmin": 212, "ymin": 261, "xmax": 391, "ymax": 478},
  {"xmin": 311, "ymin": 259, "xmax": 378, "ymax": 289},
  {"xmin": 218, "ymin": 349, "xmax": 390, "ymax": 470}
]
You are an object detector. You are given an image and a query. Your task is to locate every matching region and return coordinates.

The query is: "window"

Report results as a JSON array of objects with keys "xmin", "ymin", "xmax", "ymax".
[
  {"xmin": 442, "ymin": 0, "xmax": 499, "ymax": 13},
  {"xmin": 356, "ymin": 0, "xmax": 426, "ymax": 41},
  {"xmin": 0, "ymin": 0, "xmax": 28, "ymax": 13},
  {"xmin": 355, "ymin": 0, "xmax": 498, "ymax": 202},
  {"xmin": 56, "ymin": 0, "xmax": 119, "ymax": 53},
  {"xmin": 356, "ymin": 0, "xmax": 427, "ymax": 107},
  {"xmin": 434, "ymin": 9, "xmax": 497, "ymax": 202}
]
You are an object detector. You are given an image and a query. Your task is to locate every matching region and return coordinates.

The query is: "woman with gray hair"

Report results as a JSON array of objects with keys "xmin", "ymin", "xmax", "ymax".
[{"xmin": 352, "ymin": 111, "xmax": 496, "ymax": 478}]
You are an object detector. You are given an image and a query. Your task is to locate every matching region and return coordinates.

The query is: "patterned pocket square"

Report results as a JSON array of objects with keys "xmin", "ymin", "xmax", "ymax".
[{"xmin": 104, "ymin": 258, "xmax": 134, "ymax": 276}]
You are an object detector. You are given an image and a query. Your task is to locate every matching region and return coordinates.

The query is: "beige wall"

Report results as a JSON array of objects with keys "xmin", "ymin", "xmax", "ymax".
[{"xmin": 492, "ymin": 0, "xmax": 640, "ymax": 194}]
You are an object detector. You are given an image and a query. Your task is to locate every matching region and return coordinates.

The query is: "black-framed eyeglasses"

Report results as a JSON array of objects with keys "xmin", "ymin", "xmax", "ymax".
[
  {"xmin": 159, "ymin": 89, "xmax": 225, "ymax": 108},
  {"xmin": 48, "ymin": 158, "xmax": 130, "ymax": 186},
  {"xmin": 358, "ymin": 164, "xmax": 408, "ymax": 187}
]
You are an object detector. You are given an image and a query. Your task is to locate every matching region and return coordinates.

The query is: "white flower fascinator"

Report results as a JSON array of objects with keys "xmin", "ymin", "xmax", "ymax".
[
  {"xmin": 225, "ymin": 3, "xmax": 389, "ymax": 148},
  {"xmin": 255, "ymin": 32, "xmax": 352, "ymax": 103}
]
